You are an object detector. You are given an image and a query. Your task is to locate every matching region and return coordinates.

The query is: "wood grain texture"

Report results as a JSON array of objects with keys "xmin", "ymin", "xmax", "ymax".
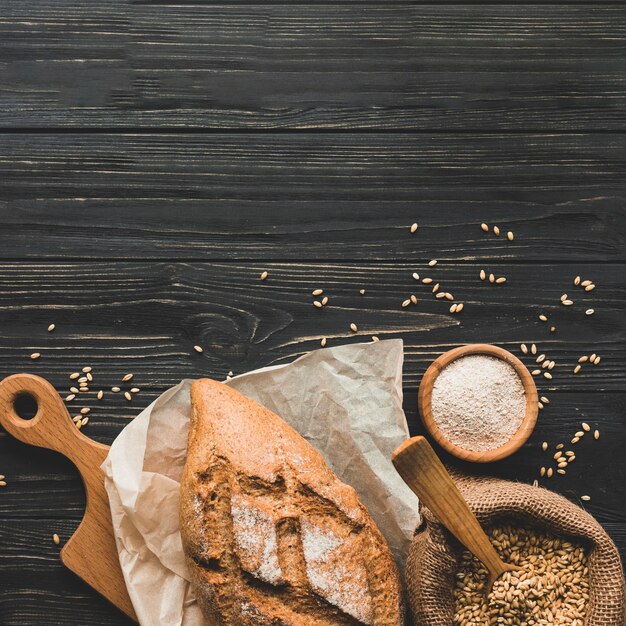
[
  {"xmin": 0, "ymin": 133, "xmax": 625, "ymax": 261},
  {"xmin": 0, "ymin": 3, "xmax": 625, "ymax": 130},
  {"xmin": 0, "ymin": 374, "xmax": 137, "ymax": 621},
  {"xmin": 1, "ymin": 0, "xmax": 625, "ymax": 622},
  {"xmin": 0, "ymin": 261, "xmax": 622, "ymax": 390}
]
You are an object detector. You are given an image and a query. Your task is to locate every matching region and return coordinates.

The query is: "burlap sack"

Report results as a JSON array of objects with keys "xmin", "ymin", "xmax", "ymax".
[{"xmin": 406, "ymin": 474, "xmax": 625, "ymax": 626}]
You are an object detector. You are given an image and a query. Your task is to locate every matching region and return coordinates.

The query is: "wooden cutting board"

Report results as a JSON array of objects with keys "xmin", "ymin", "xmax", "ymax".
[{"xmin": 0, "ymin": 373, "xmax": 138, "ymax": 622}]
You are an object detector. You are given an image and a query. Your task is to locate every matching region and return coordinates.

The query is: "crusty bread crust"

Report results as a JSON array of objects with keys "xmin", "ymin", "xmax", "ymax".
[{"xmin": 180, "ymin": 379, "xmax": 404, "ymax": 626}]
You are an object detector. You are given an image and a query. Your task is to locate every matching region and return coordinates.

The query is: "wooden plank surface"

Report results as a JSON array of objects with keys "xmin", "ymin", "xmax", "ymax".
[
  {"xmin": 0, "ymin": 133, "xmax": 625, "ymax": 261},
  {"xmin": 0, "ymin": 3, "xmax": 624, "ymax": 130},
  {"xmin": 1, "ymin": 0, "xmax": 625, "ymax": 623},
  {"xmin": 0, "ymin": 261, "xmax": 622, "ymax": 386}
]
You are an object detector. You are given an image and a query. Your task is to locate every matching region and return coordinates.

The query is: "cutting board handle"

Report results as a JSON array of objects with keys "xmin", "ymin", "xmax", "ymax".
[
  {"xmin": 0, "ymin": 373, "xmax": 110, "ymax": 466},
  {"xmin": 0, "ymin": 373, "xmax": 138, "ymax": 622}
]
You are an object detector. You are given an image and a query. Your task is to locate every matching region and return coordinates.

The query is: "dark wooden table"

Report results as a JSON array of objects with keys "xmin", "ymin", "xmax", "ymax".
[{"xmin": 1, "ymin": 1, "xmax": 625, "ymax": 624}]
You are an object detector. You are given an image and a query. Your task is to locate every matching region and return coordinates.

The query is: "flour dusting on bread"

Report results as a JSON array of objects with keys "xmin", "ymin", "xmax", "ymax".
[
  {"xmin": 301, "ymin": 517, "xmax": 374, "ymax": 624},
  {"xmin": 232, "ymin": 494, "xmax": 283, "ymax": 585}
]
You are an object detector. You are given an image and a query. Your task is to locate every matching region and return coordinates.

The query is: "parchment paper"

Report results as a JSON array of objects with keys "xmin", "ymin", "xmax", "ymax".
[{"xmin": 102, "ymin": 339, "xmax": 419, "ymax": 626}]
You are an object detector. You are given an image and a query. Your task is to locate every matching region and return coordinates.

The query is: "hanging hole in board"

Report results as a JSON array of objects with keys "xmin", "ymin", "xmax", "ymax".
[{"xmin": 14, "ymin": 392, "xmax": 38, "ymax": 420}]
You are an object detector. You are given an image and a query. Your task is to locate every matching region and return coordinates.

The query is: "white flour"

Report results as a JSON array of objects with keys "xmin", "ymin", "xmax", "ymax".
[{"xmin": 430, "ymin": 355, "xmax": 526, "ymax": 452}]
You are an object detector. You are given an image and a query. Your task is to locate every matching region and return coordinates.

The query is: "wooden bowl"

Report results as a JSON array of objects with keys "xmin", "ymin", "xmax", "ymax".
[{"xmin": 418, "ymin": 344, "xmax": 538, "ymax": 463}]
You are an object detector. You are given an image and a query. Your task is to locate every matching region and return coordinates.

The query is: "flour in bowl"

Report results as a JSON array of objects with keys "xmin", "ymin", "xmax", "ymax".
[{"xmin": 430, "ymin": 355, "xmax": 526, "ymax": 452}]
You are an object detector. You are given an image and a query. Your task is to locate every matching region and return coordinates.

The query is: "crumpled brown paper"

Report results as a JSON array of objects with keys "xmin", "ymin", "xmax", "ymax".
[{"xmin": 102, "ymin": 339, "xmax": 419, "ymax": 625}]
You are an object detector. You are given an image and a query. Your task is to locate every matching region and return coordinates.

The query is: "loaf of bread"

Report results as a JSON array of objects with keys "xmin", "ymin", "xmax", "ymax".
[{"xmin": 180, "ymin": 378, "xmax": 404, "ymax": 626}]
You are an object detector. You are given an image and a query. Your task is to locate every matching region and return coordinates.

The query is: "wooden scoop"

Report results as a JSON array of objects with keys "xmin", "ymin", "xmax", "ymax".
[
  {"xmin": 0, "ymin": 373, "xmax": 138, "ymax": 621},
  {"xmin": 392, "ymin": 436, "xmax": 515, "ymax": 592}
]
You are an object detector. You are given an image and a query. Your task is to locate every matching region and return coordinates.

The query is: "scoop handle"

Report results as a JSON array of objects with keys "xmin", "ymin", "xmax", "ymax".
[{"xmin": 392, "ymin": 436, "xmax": 511, "ymax": 583}]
